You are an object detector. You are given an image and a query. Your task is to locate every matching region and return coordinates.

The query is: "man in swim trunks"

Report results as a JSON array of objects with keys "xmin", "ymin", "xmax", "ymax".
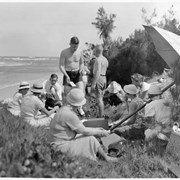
[
  {"xmin": 59, "ymin": 36, "xmax": 84, "ymax": 115},
  {"xmin": 59, "ymin": 36, "xmax": 84, "ymax": 90}
]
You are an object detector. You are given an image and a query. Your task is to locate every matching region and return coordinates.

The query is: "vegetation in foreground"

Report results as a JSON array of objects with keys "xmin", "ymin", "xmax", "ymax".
[{"xmin": 0, "ymin": 100, "xmax": 179, "ymax": 178}]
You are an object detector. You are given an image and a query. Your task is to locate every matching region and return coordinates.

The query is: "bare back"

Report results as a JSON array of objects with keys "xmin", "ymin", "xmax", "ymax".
[
  {"xmin": 60, "ymin": 48, "xmax": 82, "ymax": 71},
  {"xmin": 93, "ymin": 55, "xmax": 109, "ymax": 76}
]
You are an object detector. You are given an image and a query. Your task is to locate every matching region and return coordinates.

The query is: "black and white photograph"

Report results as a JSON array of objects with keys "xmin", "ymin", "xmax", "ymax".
[{"xmin": 0, "ymin": 0, "xmax": 180, "ymax": 178}]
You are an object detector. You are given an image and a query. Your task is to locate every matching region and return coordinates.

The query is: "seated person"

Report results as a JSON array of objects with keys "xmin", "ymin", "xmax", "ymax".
[
  {"xmin": 21, "ymin": 81, "xmax": 59, "ymax": 127},
  {"xmin": 104, "ymin": 81, "xmax": 126, "ymax": 106},
  {"xmin": 144, "ymin": 84, "xmax": 172, "ymax": 143},
  {"xmin": 2, "ymin": 81, "xmax": 30, "ymax": 117},
  {"xmin": 131, "ymin": 73, "xmax": 151, "ymax": 101},
  {"xmin": 112, "ymin": 84, "xmax": 145, "ymax": 140},
  {"xmin": 48, "ymin": 88, "xmax": 118, "ymax": 162},
  {"xmin": 42, "ymin": 74, "xmax": 62, "ymax": 110}
]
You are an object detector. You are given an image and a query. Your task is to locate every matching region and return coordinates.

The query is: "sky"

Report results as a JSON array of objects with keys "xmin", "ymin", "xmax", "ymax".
[{"xmin": 0, "ymin": 0, "xmax": 180, "ymax": 57}]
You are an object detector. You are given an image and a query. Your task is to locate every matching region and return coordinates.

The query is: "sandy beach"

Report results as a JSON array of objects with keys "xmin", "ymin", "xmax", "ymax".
[{"xmin": 0, "ymin": 57, "xmax": 63, "ymax": 100}]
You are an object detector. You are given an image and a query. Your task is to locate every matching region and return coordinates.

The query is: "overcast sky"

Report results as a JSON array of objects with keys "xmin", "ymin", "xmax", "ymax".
[{"xmin": 0, "ymin": 0, "xmax": 180, "ymax": 57}]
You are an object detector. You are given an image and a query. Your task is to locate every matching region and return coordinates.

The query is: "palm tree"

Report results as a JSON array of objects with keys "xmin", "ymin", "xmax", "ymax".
[{"xmin": 92, "ymin": 7, "xmax": 116, "ymax": 46}]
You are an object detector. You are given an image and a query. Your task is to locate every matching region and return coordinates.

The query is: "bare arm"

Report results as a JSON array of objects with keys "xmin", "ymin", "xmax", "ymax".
[
  {"xmin": 59, "ymin": 51, "xmax": 70, "ymax": 82},
  {"xmin": 92, "ymin": 59, "xmax": 100, "ymax": 88},
  {"xmin": 75, "ymin": 124, "xmax": 109, "ymax": 137},
  {"xmin": 79, "ymin": 54, "xmax": 84, "ymax": 72}
]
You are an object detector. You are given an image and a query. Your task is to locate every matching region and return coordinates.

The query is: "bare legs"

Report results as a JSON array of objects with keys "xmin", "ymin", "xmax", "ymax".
[{"xmin": 97, "ymin": 97, "xmax": 104, "ymax": 118}]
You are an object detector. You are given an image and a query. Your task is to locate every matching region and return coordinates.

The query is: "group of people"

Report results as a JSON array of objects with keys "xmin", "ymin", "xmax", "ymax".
[{"xmin": 2, "ymin": 36, "xmax": 174, "ymax": 162}]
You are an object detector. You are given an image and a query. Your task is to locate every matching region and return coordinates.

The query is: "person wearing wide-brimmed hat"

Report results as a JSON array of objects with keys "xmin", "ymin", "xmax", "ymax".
[
  {"xmin": 21, "ymin": 81, "xmax": 59, "ymax": 127},
  {"xmin": 131, "ymin": 73, "xmax": 152, "ymax": 101},
  {"xmin": 104, "ymin": 81, "xmax": 126, "ymax": 106},
  {"xmin": 112, "ymin": 84, "xmax": 145, "ymax": 140},
  {"xmin": 3, "ymin": 81, "xmax": 30, "ymax": 117},
  {"xmin": 49, "ymin": 88, "xmax": 118, "ymax": 162},
  {"xmin": 144, "ymin": 84, "xmax": 172, "ymax": 145}
]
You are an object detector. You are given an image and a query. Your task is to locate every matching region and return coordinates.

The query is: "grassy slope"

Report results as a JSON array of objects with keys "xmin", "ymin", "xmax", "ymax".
[{"xmin": 0, "ymin": 100, "xmax": 179, "ymax": 178}]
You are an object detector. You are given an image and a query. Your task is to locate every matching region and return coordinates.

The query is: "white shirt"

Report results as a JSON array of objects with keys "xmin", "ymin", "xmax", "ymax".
[
  {"xmin": 21, "ymin": 94, "xmax": 44, "ymax": 120},
  {"xmin": 43, "ymin": 80, "xmax": 62, "ymax": 101}
]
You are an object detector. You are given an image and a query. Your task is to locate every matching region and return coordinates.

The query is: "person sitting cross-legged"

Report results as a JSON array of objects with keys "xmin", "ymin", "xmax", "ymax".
[
  {"xmin": 48, "ymin": 88, "xmax": 118, "ymax": 162},
  {"xmin": 20, "ymin": 82, "xmax": 59, "ymax": 127}
]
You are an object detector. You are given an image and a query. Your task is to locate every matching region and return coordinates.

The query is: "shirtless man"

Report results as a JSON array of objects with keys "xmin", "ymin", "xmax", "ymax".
[
  {"xmin": 59, "ymin": 36, "xmax": 83, "ymax": 90},
  {"xmin": 59, "ymin": 36, "xmax": 84, "ymax": 115},
  {"xmin": 91, "ymin": 44, "xmax": 109, "ymax": 118}
]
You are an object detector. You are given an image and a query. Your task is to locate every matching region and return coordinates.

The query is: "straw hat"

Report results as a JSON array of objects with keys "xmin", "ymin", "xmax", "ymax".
[
  {"xmin": 123, "ymin": 84, "xmax": 138, "ymax": 95},
  {"xmin": 30, "ymin": 82, "xmax": 43, "ymax": 93},
  {"xmin": 107, "ymin": 81, "xmax": 122, "ymax": 94},
  {"xmin": 18, "ymin": 81, "xmax": 30, "ymax": 90},
  {"xmin": 66, "ymin": 88, "xmax": 86, "ymax": 106},
  {"xmin": 148, "ymin": 84, "xmax": 162, "ymax": 95}
]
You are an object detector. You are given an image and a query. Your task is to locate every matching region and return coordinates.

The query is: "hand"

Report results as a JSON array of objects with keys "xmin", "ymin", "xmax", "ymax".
[
  {"xmin": 54, "ymin": 106, "xmax": 59, "ymax": 111},
  {"xmin": 66, "ymin": 76, "xmax": 70, "ymax": 84},
  {"xmin": 99, "ymin": 129, "xmax": 110, "ymax": 137}
]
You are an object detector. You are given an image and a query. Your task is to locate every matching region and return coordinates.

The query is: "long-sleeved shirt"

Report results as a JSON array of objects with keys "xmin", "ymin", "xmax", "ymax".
[{"xmin": 43, "ymin": 80, "xmax": 62, "ymax": 101}]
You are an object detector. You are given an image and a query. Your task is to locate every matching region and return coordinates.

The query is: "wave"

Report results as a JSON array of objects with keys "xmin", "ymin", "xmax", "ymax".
[
  {"xmin": 0, "ymin": 61, "xmax": 32, "ymax": 67},
  {"xmin": 0, "ymin": 57, "xmax": 59, "ymax": 61},
  {"xmin": 0, "ymin": 78, "xmax": 46, "ymax": 90}
]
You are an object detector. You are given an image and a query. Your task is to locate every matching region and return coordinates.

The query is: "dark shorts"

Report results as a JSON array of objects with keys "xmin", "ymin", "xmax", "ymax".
[
  {"xmin": 63, "ymin": 70, "xmax": 80, "ymax": 85},
  {"xmin": 45, "ymin": 97, "xmax": 61, "ymax": 109}
]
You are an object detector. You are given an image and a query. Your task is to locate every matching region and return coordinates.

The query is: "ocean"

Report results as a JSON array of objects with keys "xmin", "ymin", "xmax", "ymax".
[{"xmin": 0, "ymin": 56, "xmax": 63, "ymax": 100}]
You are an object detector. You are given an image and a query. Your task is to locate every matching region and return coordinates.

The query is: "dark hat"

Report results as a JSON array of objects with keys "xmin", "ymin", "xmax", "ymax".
[{"xmin": 70, "ymin": 36, "xmax": 79, "ymax": 44}]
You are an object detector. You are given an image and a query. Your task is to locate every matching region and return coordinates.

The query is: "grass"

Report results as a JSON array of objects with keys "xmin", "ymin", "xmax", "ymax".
[{"xmin": 0, "ymin": 94, "xmax": 179, "ymax": 178}]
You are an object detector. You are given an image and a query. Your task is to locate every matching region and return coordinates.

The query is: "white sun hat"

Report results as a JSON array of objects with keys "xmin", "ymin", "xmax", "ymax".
[
  {"xmin": 148, "ymin": 84, "xmax": 162, "ymax": 95},
  {"xmin": 107, "ymin": 81, "xmax": 123, "ymax": 94},
  {"xmin": 18, "ymin": 81, "xmax": 30, "ymax": 90},
  {"xmin": 123, "ymin": 84, "xmax": 138, "ymax": 95},
  {"xmin": 66, "ymin": 88, "xmax": 86, "ymax": 106},
  {"xmin": 30, "ymin": 82, "xmax": 43, "ymax": 94}
]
